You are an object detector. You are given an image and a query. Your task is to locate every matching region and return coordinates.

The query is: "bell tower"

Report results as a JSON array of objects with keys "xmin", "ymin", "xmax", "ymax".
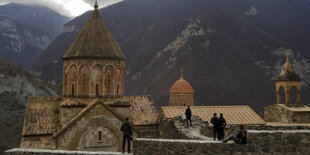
[
  {"xmin": 62, "ymin": 1, "xmax": 126, "ymax": 97},
  {"xmin": 275, "ymin": 52, "xmax": 301, "ymax": 107}
]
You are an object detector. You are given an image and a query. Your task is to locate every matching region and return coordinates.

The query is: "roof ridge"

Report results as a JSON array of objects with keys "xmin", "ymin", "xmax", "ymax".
[{"xmin": 53, "ymin": 100, "xmax": 134, "ymax": 138}]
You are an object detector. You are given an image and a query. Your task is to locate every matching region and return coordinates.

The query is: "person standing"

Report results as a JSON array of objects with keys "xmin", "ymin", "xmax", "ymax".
[
  {"xmin": 120, "ymin": 117, "xmax": 133, "ymax": 153},
  {"xmin": 185, "ymin": 106, "xmax": 192, "ymax": 126},
  {"xmin": 217, "ymin": 113, "xmax": 227, "ymax": 140},
  {"xmin": 210, "ymin": 113, "xmax": 218, "ymax": 140}
]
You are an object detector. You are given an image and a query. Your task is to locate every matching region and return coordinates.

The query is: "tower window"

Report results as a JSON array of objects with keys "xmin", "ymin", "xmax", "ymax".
[
  {"xmin": 71, "ymin": 84, "xmax": 75, "ymax": 95},
  {"xmin": 96, "ymin": 84, "xmax": 99, "ymax": 96},
  {"xmin": 117, "ymin": 84, "xmax": 119, "ymax": 95},
  {"xmin": 108, "ymin": 74, "xmax": 111, "ymax": 94},
  {"xmin": 82, "ymin": 74, "xmax": 86, "ymax": 93},
  {"xmin": 98, "ymin": 131, "xmax": 102, "ymax": 141}
]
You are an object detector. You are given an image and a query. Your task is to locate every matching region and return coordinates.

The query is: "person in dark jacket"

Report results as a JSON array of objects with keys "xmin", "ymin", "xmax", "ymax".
[
  {"xmin": 210, "ymin": 113, "xmax": 218, "ymax": 140},
  {"xmin": 217, "ymin": 113, "xmax": 227, "ymax": 140},
  {"xmin": 222, "ymin": 124, "xmax": 247, "ymax": 144},
  {"xmin": 185, "ymin": 106, "xmax": 192, "ymax": 126},
  {"xmin": 120, "ymin": 117, "xmax": 133, "ymax": 153}
]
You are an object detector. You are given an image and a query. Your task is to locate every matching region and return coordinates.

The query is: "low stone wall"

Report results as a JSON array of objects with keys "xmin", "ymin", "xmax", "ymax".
[
  {"xmin": 135, "ymin": 124, "xmax": 160, "ymax": 138},
  {"xmin": 5, "ymin": 148, "xmax": 128, "ymax": 155},
  {"xmin": 134, "ymin": 130, "xmax": 310, "ymax": 155},
  {"xmin": 200, "ymin": 124, "xmax": 310, "ymax": 138}
]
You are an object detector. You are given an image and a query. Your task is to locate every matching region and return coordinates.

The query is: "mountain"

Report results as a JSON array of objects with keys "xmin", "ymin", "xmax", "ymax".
[
  {"xmin": 0, "ymin": 3, "xmax": 70, "ymax": 67},
  {"xmin": 32, "ymin": 0, "xmax": 310, "ymax": 113},
  {"xmin": 0, "ymin": 58, "xmax": 57, "ymax": 153}
]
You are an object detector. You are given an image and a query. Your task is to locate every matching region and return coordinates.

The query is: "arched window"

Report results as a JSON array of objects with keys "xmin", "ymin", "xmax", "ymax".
[
  {"xmin": 98, "ymin": 131, "xmax": 102, "ymax": 141},
  {"xmin": 96, "ymin": 84, "xmax": 99, "ymax": 96},
  {"xmin": 279, "ymin": 86, "xmax": 285, "ymax": 104},
  {"xmin": 291, "ymin": 86, "xmax": 298, "ymax": 104},
  {"xmin": 72, "ymin": 84, "xmax": 75, "ymax": 95}
]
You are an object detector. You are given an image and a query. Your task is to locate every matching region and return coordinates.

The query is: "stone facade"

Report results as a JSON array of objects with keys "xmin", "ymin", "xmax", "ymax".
[
  {"xmin": 63, "ymin": 58, "xmax": 125, "ymax": 97},
  {"xmin": 134, "ymin": 130, "xmax": 310, "ymax": 155},
  {"xmin": 264, "ymin": 104, "xmax": 310, "ymax": 123},
  {"xmin": 169, "ymin": 93, "xmax": 194, "ymax": 106},
  {"xmin": 20, "ymin": 95, "xmax": 158, "ymax": 152},
  {"xmin": 56, "ymin": 102, "xmax": 129, "ymax": 152},
  {"xmin": 169, "ymin": 72, "xmax": 195, "ymax": 106}
]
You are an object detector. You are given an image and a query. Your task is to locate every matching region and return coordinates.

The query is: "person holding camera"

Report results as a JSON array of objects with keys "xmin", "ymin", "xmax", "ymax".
[{"xmin": 120, "ymin": 117, "xmax": 133, "ymax": 153}]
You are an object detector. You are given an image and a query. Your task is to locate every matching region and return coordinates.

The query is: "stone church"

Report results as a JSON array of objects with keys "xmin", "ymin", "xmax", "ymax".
[
  {"xmin": 264, "ymin": 53, "xmax": 310, "ymax": 123},
  {"xmin": 18, "ymin": 1, "xmax": 310, "ymax": 154},
  {"xmin": 20, "ymin": 2, "xmax": 157, "ymax": 152}
]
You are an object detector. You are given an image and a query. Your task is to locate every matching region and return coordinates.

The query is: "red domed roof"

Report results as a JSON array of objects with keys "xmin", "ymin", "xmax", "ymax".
[{"xmin": 169, "ymin": 77, "xmax": 194, "ymax": 93}]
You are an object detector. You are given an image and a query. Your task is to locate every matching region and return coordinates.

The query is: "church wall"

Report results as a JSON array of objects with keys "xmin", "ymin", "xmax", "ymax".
[
  {"xmin": 20, "ymin": 135, "xmax": 56, "ymax": 149},
  {"xmin": 60, "ymin": 107, "xmax": 84, "ymax": 127},
  {"xmin": 264, "ymin": 105, "xmax": 310, "ymax": 123},
  {"xmin": 63, "ymin": 58, "xmax": 125, "ymax": 97},
  {"xmin": 56, "ymin": 104, "xmax": 136, "ymax": 152},
  {"xmin": 169, "ymin": 93, "xmax": 194, "ymax": 106},
  {"xmin": 293, "ymin": 112, "xmax": 310, "ymax": 123},
  {"xmin": 264, "ymin": 105, "xmax": 291, "ymax": 123},
  {"xmin": 109, "ymin": 106, "xmax": 131, "ymax": 120}
]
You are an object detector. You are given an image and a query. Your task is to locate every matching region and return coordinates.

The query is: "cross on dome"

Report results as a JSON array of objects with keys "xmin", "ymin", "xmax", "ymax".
[
  {"xmin": 180, "ymin": 68, "xmax": 183, "ymax": 78},
  {"xmin": 94, "ymin": 0, "xmax": 99, "ymax": 10},
  {"xmin": 286, "ymin": 51, "xmax": 290, "ymax": 63}
]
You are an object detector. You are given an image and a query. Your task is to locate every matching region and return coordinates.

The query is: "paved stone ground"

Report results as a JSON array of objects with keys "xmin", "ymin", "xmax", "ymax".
[{"xmin": 5, "ymin": 148, "xmax": 133, "ymax": 155}]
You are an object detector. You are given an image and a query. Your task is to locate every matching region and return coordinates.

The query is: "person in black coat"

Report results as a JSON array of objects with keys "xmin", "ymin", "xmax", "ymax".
[
  {"xmin": 217, "ymin": 113, "xmax": 227, "ymax": 140},
  {"xmin": 222, "ymin": 124, "xmax": 247, "ymax": 144},
  {"xmin": 185, "ymin": 106, "xmax": 192, "ymax": 126},
  {"xmin": 210, "ymin": 113, "xmax": 218, "ymax": 140},
  {"xmin": 120, "ymin": 117, "xmax": 133, "ymax": 153}
]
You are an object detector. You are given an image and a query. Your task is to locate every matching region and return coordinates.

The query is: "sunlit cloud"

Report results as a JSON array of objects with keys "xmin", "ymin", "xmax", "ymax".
[{"xmin": 0, "ymin": 0, "xmax": 123, "ymax": 17}]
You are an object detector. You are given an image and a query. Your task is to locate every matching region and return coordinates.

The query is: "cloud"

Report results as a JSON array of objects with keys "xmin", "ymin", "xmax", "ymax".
[{"xmin": 0, "ymin": 0, "xmax": 123, "ymax": 17}]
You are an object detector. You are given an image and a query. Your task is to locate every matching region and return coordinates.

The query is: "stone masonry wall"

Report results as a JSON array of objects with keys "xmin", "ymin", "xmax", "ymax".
[
  {"xmin": 264, "ymin": 105, "xmax": 291, "ymax": 123},
  {"xmin": 134, "ymin": 130, "xmax": 310, "ymax": 155},
  {"xmin": 200, "ymin": 124, "xmax": 310, "ymax": 138}
]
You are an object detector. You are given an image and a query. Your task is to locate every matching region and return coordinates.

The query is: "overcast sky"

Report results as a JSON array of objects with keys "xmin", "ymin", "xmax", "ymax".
[{"xmin": 0, "ymin": 0, "xmax": 123, "ymax": 17}]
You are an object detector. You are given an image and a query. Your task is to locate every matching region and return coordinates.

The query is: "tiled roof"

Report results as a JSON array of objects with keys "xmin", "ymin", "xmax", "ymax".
[
  {"xmin": 170, "ymin": 77, "xmax": 194, "ymax": 93},
  {"xmin": 22, "ymin": 97, "xmax": 60, "ymax": 136},
  {"xmin": 60, "ymin": 98, "xmax": 87, "ymax": 107},
  {"xmin": 159, "ymin": 106, "xmax": 265, "ymax": 125},
  {"xmin": 276, "ymin": 53, "xmax": 300, "ymax": 81},
  {"xmin": 62, "ymin": 6, "xmax": 125, "ymax": 60}
]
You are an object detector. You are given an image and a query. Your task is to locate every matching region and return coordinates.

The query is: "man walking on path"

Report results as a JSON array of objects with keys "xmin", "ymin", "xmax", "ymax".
[
  {"xmin": 210, "ymin": 113, "xmax": 218, "ymax": 140},
  {"xmin": 185, "ymin": 106, "xmax": 192, "ymax": 126},
  {"xmin": 217, "ymin": 113, "xmax": 227, "ymax": 140},
  {"xmin": 120, "ymin": 117, "xmax": 133, "ymax": 153}
]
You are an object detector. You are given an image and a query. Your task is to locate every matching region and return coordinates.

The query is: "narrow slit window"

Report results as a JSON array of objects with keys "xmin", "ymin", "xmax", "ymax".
[
  {"xmin": 117, "ymin": 84, "xmax": 119, "ymax": 95},
  {"xmin": 96, "ymin": 84, "xmax": 99, "ymax": 96},
  {"xmin": 108, "ymin": 74, "xmax": 111, "ymax": 94},
  {"xmin": 71, "ymin": 84, "xmax": 75, "ymax": 95},
  {"xmin": 98, "ymin": 131, "xmax": 102, "ymax": 141}
]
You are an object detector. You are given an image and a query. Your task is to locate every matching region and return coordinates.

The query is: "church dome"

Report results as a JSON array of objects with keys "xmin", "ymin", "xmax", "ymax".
[
  {"xmin": 276, "ymin": 52, "xmax": 301, "ymax": 81},
  {"xmin": 169, "ymin": 72, "xmax": 194, "ymax": 93}
]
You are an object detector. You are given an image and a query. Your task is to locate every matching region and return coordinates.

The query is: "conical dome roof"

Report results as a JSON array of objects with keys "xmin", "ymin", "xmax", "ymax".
[
  {"xmin": 62, "ymin": 2, "xmax": 125, "ymax": 60},
  {"xmin": 170, "ymin": 70, "xmax": 194, "ymax": 93},
  {"xmin": 276, "ymin": 52, "xmax": 301, "ymax": 81}
]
